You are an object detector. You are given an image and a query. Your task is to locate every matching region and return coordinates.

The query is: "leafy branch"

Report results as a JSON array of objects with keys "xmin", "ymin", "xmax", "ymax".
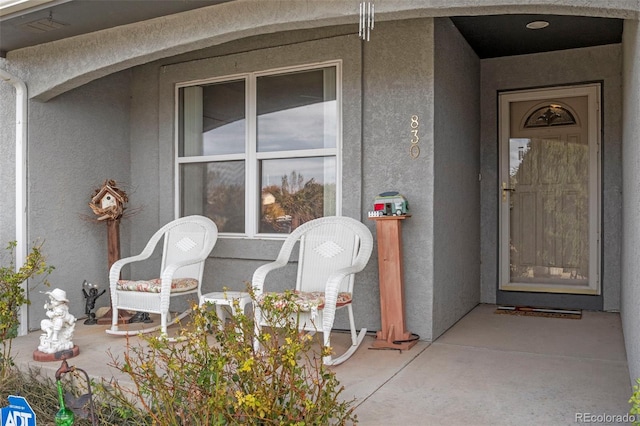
[{"xmin": 0, "ymin": 241, "xmax": 55, "ymax": 373}]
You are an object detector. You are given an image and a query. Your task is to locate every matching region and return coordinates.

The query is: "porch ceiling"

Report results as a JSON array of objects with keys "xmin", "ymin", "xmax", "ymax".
[
  {"xmin": 0, "ymin": 0, "xmax": 231, "ymax": 54},
  {"xmin": 450, "ymin": 14, "xmax": 623, "ymax": 59},
  {"xmin": 0, "ymin": 1, "xmax": 625, "ymax": 59}
]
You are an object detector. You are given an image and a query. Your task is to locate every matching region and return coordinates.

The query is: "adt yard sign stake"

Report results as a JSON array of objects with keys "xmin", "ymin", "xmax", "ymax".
[{"xmin": 1, "ymin": 395, "xmax": 36, "ymax": 426}]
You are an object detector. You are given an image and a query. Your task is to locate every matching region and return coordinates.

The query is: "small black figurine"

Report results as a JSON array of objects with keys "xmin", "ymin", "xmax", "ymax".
[{"xmin": 82, "ymin": 280, "xmax": 105, "ymax": 325}]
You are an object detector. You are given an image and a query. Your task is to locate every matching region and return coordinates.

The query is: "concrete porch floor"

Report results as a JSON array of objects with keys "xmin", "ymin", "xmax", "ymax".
[{"xmin": 8, "ymin": 303, "xmax": 632, "ymax": 425}]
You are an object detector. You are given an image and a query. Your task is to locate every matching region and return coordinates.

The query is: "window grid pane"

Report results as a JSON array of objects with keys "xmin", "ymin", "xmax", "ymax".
[
  {"xmin": 179, "ymin": 80, "xmax": 246, "ymax": 158},
  {"xmin": 257, "ymin": 67, "xmax": 336, "ymax": 153},
  {"xmin": 177, "ymin": 63, "xmax": 339, "ymax": 237},
  {"xmin": 259, "ymin": 157, "xmax": 336, "ymax": 234},
  {"xmin": 180, "ymin": 161, "xmax": 245, "ymax": 233}
]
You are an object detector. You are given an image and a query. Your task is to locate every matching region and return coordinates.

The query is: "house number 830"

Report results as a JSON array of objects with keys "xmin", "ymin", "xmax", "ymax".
[{"xmin": 409, "ymin": 115, "xmax": 420, "ymax": 159}]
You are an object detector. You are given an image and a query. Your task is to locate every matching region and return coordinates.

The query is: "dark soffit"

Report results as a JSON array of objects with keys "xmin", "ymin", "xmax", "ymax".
[{"xmin": 450, "ymin": 14, "xmax": 623, "ymax": 59}]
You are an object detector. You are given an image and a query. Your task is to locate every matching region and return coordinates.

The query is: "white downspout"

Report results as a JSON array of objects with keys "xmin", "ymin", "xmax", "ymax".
[{"xmin": 0, "ymin": 67, "xmax": 29, "ymax": 336}]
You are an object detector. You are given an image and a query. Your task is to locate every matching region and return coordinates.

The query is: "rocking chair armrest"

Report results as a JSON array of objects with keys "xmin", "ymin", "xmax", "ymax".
[
  {"xmin": 251, "ymin": 260, "xmax": 289, "ymax": 294},
  {"xmin": 321, "ymin": 265, "xmax": 367, "ymax": 330},
  {"xmin": 108, "ymin": 254, "xmax": 154, "ymax": 288},
  {"xmin": 326, "ymin": 263, "xmax": 368, "ymax": 292},
  {"xmin": 108, "ymin": 229, "xmax": 168, "ymax": 286}
]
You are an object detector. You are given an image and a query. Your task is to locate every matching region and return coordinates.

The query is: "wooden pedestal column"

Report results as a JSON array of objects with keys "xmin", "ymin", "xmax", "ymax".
[
  {"xmin": 106, "ymin": 219, "xmax": 120, "ymax": 270},
  {"xmin": 369, "ymin": 215, "xmax": 417, "ymax": 351},
  {"xmin": 97, "ymin": 219, "xmax": 132, "ymax": 324}
]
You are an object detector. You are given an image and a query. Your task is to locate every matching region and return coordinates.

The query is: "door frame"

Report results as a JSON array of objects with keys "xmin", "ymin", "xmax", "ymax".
[{"xmin": 498, "ymin": 83, "xmax": 601, "ymax": 295}]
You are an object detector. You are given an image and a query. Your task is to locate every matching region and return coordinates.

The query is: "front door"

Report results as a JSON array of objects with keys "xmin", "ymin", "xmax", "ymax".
[{"xmin": 499, "ymin": 84, "xmax": 600, "ymax": 296}]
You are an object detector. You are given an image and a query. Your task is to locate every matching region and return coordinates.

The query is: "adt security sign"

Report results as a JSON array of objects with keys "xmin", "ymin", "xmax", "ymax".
[{"xmin": 1, "ymin": 395, "xmax": 36, "ymax": 426}]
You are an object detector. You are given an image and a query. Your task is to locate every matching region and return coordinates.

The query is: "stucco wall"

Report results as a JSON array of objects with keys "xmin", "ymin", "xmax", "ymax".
[
  {"xmin": 622, "ymin": 18, "xmax": 640, "ymax": 384},
  {"xmin": 361, "ymin": 19, "xmax": 436, "ymax": 340},
  {"xmin": 480, "ymin": 44, "xmax": 623, "ymax": 311},
  {"xmin": 5, "ymin": 1, "xmax": 636, "ymax": 102},
  {"xmin": 24, "ymin": 71, "xmax": 132, "ymax": 328},
  {"xmin": 0, "ymin": 82, "xmax": 16, "ymax": 248},
  {"xmin": 432, "ymin": 18, "xmax": 481, "ymax": 338}
]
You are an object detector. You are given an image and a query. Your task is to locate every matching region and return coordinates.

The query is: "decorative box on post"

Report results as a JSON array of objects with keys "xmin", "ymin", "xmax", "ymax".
[
  {"xmin": 89, "ymin": 179, "xmax": 127, "ymax": 269},
  {"xmin": 368, "ymin": 192, "xmax": 418, "ymax": 351}
]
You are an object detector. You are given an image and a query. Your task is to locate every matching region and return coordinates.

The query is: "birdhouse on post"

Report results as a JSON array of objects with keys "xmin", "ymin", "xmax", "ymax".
[
  {"xmin": 89, "ymin": 180, "xmax": 127, "ymax": 221},
  {"xmin": 89, "ymin": 179, "xmax": 131, "ymax": 324},
  {"xmin": 89, "ymin": 179, "xmax": 128, "ymax": 269}
]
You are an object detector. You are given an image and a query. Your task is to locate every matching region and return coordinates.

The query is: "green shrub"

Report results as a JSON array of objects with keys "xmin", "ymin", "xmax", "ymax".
[
  {"xmin": 630, "ymin": 378, "xmax": 640, "ymax": 425},
  {"xmin": 0, "ymin": 241, "xmax": 54, "ymax": 372},
  {"xmin": 100, "ymin": 289, "xmax": 357, "ymax": 425}
]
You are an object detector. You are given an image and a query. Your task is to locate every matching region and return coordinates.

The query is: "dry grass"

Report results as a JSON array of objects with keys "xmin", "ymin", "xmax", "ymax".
[
  {"xmin": 0, "ymin": 365, "xmax": 138, "ymax": 426},
  {"xmin": 1, "ymin": 366, "xmax": 61, "ymax": 423}
]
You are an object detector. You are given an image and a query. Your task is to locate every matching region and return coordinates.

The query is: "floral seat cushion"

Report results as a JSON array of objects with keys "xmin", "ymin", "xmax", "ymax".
[
  {"xmin": 258, "ymin": 291, "xmax": 352, "ymax": 313},
  {"xmin": 116, "ymin": 278, "xmax": 199, "ymax": 293}
]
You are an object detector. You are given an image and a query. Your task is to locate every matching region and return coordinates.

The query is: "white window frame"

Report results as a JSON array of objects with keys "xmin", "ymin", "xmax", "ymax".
[{"xmin": 174, "ymin": 60, "xmax": 343, "ymax": 239}]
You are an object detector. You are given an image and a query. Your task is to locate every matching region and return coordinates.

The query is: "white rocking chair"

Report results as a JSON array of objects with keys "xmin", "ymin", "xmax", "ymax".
[
  {"xmin": 106, "ymin": 215, "xmax": 218, "ymax": 336},
  {"xmin": 252, "ymin": 216, "xmax": 373, "ymax": 365}
]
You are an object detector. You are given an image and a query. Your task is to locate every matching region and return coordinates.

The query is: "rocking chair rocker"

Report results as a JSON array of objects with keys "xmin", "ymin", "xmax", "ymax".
[
  {"xmin": 106, "ymin": 215, "xmax": 218, "ymax": 336},
  {"xmin": 252, "ymin": 216, "xmax": 373, "ymax": 365}
]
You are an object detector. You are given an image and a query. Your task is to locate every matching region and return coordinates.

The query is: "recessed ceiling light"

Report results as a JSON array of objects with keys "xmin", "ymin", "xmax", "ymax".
[{"xmin": 526, "ymin": 20, "xmax": 550, "ymax": 30}]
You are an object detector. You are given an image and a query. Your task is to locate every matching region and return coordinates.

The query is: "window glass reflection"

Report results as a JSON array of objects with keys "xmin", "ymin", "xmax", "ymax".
[
  {"xmin": 179, "ymin": 80, "xmax": 245, "ymax": 157},
  {"xmin": 257, "ymin": 68, "xmax": 336, "ymax": 152},
  {"xmin": 181, "ymin": 161, "xmax": 245, "ymax": 233},
  {"xmin": 259, "ymin": 157, "xmax": 336, "ymax": 233}
]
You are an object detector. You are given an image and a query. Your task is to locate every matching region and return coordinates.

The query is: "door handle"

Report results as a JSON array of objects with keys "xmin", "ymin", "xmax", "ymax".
[{"xmin": 502, "ymin": 182, "xmax": 515, "ymax": 201}]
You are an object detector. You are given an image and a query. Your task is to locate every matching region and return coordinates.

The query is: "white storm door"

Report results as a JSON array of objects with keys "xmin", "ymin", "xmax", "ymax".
[{"xmin": 499, "ymin": 84, "xmax": 600, "ymax": 295}]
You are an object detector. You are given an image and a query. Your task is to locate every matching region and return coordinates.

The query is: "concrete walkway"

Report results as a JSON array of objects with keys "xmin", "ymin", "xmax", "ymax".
[
  {"xmin": 8, "ymin": 304, "xmax": 632, "ymax": 425},
  {"xmin": 337, "ymin": 304, "xmax": 632, "ymax": 425}
]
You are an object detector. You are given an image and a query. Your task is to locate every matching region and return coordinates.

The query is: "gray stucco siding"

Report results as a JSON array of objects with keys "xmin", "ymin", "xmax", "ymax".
[
  {"xmin": 5, "ymin": 1, "xmax": 636, "ymax": 103},
  {"xmin": 0, "ymin": 83, "xmax": 17, "ymax": 248},
  {"xmin": 621, "ymin": 18, "xmax": 640, "ymax": 385},
  {"xmin": 360, "ymin": 19, "xmax": 436, "ymax": 340},
  {"xmin": 25, "ymin": 71, "xmax": 132, "ymax": 328},
  {"xmin": 432, "ymin": 18, "xmax": 482, "ymax": 339}
]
